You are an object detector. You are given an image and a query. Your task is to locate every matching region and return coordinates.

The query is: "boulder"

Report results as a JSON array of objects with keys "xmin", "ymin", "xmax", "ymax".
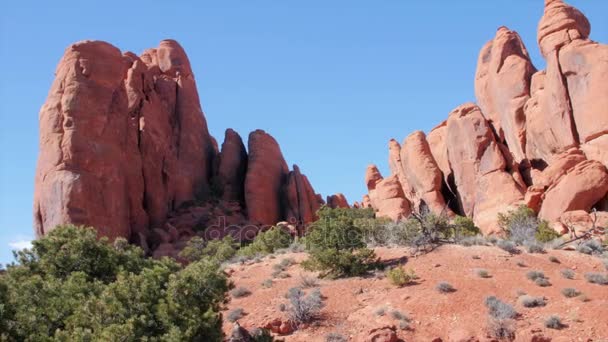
[{"xmin": 369, "ymin": 175, "xmax": 411, "ymax": 221}]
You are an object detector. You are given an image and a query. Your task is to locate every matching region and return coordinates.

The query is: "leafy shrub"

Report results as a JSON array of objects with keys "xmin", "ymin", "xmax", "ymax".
[
  {"xmin": 576, "ymin": 240, "xmax": 605, "ymax": 255},
  {"xmin": 519, "ymin": 295, "xmax": 546, "ymax": 308},
  {"xmin": 561, "ymin": 269, "xmax": 575, "ymax": 279},
  {"xmin": 302, "ymin": 207, "xmax": 377, "ymax": 278},
  {"xmin": 561, "ymin": 288, "xmax": 581, "ymax": 298},
  {"xmin": 476, "ymin": 269, "xmax": 491, "ymax": 278},
  {"xmin": 227, "ymin": 308, "xmax": 245, "ymax": 322},
  {"xmin": 386, "ymin": 267, "xmax": 417, "ymax": 287},
  {"xmin": 231, "ymin": 286, "xmax": 251, "ymax": 298},
  {"xmin": 526, "ymin": 270, "xmax": 546, "ymax": 281},
  {"xmin": 239, "ymin": 226, "xmax": 293, "ymax": 258},
  {"xmin": 498, "ymin": 205, "xmax": 559, "ymax": 244},
  {"xmin": 584, "ymin": 272, "xmax": 608, "ymax": 285},
  {"xmin": 497, "ymin": 240, "xmax": 519, "ymax": 254},
  {"xmin": 285, "ymin": 287, "xmax": 324, "ymax": 326},
  {"xmin": 436, "ymin": 281, "xmax": 456, "ymax": 293},
  {"xmin": 180, "ymin": 235, "xmax": 237, "ymax": 263},
  {"xmin": 452, "ymin": 216, "xmax": 482, "ymax": 239},
  {"xmin": 544, "ymin": 315, "xmax": 563, "ymax": 329},
  {"xmin": 0, "ymin": 225, "xmax": 228, "ymax": 341}
]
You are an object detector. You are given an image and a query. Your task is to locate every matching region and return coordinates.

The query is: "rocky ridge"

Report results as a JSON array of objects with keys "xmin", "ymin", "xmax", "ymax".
[{"xmin": 362, "ymin": 0, "xmax": 608, "ymax": 234}]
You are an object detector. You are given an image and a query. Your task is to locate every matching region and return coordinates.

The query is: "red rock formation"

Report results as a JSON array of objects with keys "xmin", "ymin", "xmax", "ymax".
[
  {"xmin": 366, "ymin": 165, "xmax": 411, "ymax": 221},
  {"xmin": 217, "ymin": 129, "xmax": 248, "ymax": 202},
  {"xmin": 400, "ymin": 131, "xmax": 452, "ymax": 215},
  {"xmin": 244, "ymin": 130, "xmax": 289, "ymax": 226},
  {"xmin": 327, "ymin": 193, "xmax": 350, "ymax": 209},
  {"xmin": 283, "ymin": 164, "xmax": 321, "ymax": 225},
  {"xmin": 34, "ymin": 40, "xmax": 323, "ymax": 251},
  {"xmin": 361, "ymin": 0, "xmax": 608, "ymax": 234},
  {"xmin": 475, "ymin": 26, "xmax": 536, "ymax": 163}
]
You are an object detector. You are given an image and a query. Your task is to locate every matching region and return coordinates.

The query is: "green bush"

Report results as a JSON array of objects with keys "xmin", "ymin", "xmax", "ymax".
[
  {"xmin": 498, "ymin": 205, "xmax": 559, "ymax": 244},
  {"xmin": 452, "ymin": 216, "xmax": 481, "ymax": 238},
  {"xmin": 386, "ymin": 267, "xmax": 417, "ymax": 287},
  {"xmin": 238, "ymin": 226, "xmax": 293, "ymax": 258},
  {"xmin": 180, "ymin": 235, "xmax": 238, "ymax": 263},
  {"xmin": 0, "ymin": 225, "xmax": 229, "ymax": 341},
  {"xmin": 302, "ymin": 207, "xmax": 377, "ymax": 278}
]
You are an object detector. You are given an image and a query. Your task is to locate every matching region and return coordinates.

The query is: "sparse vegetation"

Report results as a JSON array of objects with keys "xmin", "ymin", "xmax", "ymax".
[
  {"xmin": 227, "ymin": 308, "xmax": 245, "ymax": 322},
  {"xmin": 390, "ymin": 309, "xmax": 408, "ymax": 321},
  {"xmin": 485, "ymin": 296, "xmax": 517, "ymax": 340},
  {"xmin": 516, "ymin": 261, "xmax": 527, "ymax": 267},
  {"xmin": 299, "ymin": 274, "xmax": 319, "ymax": 288},
  {"xmin": 561, "ymin": 288, "xmax": 581, "ymax": 298},
  {"xmin": 386, "ymin": 267, "xmax": 417, "ymax": 287},
  {"xmin": 325, "ymin": 332, "xmax": 348, "ymax": 342},
  {"xmin": 374, "ymin": 307, "xmax": 387, "ymax": 316},
  {"xmin": 526, "ymin": 270, "xmax": 546, "ymax": 281},
  {"xmin": 497, "ymin": 240, "xmax": 519, "ymax": 254},
  {"xmin": 548, "ymin": 256, "xmax": 560, "ymax": 263},
  {"xmin": 519, "ymin": 295, "xmax": 546, "ymax": 308},
  {"xmin": 544, "ymin": 315, "xmax": 564, "ymax": 329},
  {"xmin": 525, "ymin": 241, "xmax": 545, "ymax": 254},
  {"xmin": 231, "ymin": 286, "xmax": 252, "ymax": 298},
  {"xmin": 436, "ymin": 281, "xmax": 456, "ymax": 293},
  {"xmin": 584, "ymin": 272, "xmax": 608, "ymax": 285},
  {"xmin": 561, "ymin": 269, "xmax": 575, "ymax": 279},
  {"xmin": 476, "ymin": 269, "xmax": 491, "ymax": 278},
  {"xmin": 261, "ymin": 279, "xmax": 274, "ymax": 288},
  {"xmin": 285, "ymin": 287, "xmax": 324, "ymax": 327},
  {"xmin": 458, "ymin": 235, "xmax": 488, "ymax": 247},
  {"xmin": 535, "ymin": 278, "xmax": 551, "ymax": 287},
  {"xmin": 576, "ymin": 240, "xmax": 605, "ymax": 255}
]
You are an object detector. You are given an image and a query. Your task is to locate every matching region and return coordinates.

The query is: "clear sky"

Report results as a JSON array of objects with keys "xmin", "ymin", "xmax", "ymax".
[{"xmin": 1, "ymin": 1, "xmax": 606, "ymax": 264}]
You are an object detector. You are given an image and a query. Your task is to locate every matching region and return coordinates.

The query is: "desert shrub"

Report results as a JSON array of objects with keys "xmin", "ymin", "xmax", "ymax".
[
  {"xmin": 526, "ymin": 270, "xmax": 546, "ymax": 281},
  {"xmin": 251, "ymin": 328, "xmax": 275, "ymax": 342},
  {"xmin": 561, "ymin": 288, "xmax": 581, "ymax": 298},
  {"xmin": 285, "ymin": 287, "xmax": 324, "ymax": 326},
  {"xmin": 516, "ymin": 261, "xmax": 526, "ymax": 267},
  {"xmin": 535, "ymin": 278, "xmax": 551, "ymax": 287},
  {"xmin": 180, "ymin": 235, "xmax": 238, "ymax": 263},
  {"xmin": 485, "ymin": 296, "xmax": 517, "ymax": 340},
  {"xmin": 485, "ymin": 296, "xmax": 517, "ymax": 320},
  {"xmin": 459, "ymin": 235, "xmax": 488, "ymax": 247},
  {"xmin": 374, "ymin": 307, "xmax": 386, "ymax": 316},
  {"xmin": 525, "ymin": 241, "xmax": 545, "ymax": 253},
  {"xmin": 227, "ymin": 308, "xmax": 245, "ymax": 322},
  {"xmin": 576, "ymin": 240, "xmax": 605, "ymax": 255},
  {"xmin": 398, "ymin": 319, "xmax": 411, "ymax": 330},
  {"xmin": 231, "ymin": 286, "xmax": 251, "ymax": 298},
  {"xmin": 548, "ymin": 256, "xmax": 560, "ymax": 263},
  {"xmin": 603, "ymin": 259, "xmax": 608, "ymax": 271},
  {"xmin": 544, "ymin": 315, "xmax": 563, "ymax": 329},
  {"xmin": 261, "ymin": 279, "xmax": 273, "ymax": 288},
  {"xmin": 325, "ymin": 332, "xmax": 348, "ymax": 342},
  {"xmin": 476, "ymin": 269, "xmax": 491, "ymax": 278},
  {"xmin": 299, "ymin": 274, "xmax": 319, "ymax": 288},
  {"xmin": 386, "ymin": 267, "xmax": 417, "ymax": 287},
  {"xmin": 436, "ymin": 281, "xmax": 456, "ymax": 293},
  {"xmin": 498, "ymin": 205, "xmax": 559, "ymax": 244},
  {"xmin": 390, "ymin": 310, "xmax": 409, "ymax": 321},
  {"xmin": 519, "ymin": 295, "xmax": 546, "ymax": 308},
  {"xmin": 561, "ymin": 269, "xmax": 575, "ymax": 279},
  {"xmin": 239, "ymin": 226, "xmax": 293, "ymax": 258},
  {"xmin": 584, "ymin": 272, "xmax": 608, "ymax": 285},
  {"xmin": 497, "ymin": 240, "xmax": 519, "ymax": 254},
  {"xmin": 0, "ymin": 225, "xmax": 228, "ymax": 341},
  {"xmin": 278, "ymin": 303, "xmax": 286, "ymax": 312},
  {"xmin": 302, "ymin": 207, "xmax": 377, "ymax": 278}
]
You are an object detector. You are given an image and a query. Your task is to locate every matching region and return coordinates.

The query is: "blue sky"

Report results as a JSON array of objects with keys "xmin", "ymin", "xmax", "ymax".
[{"xmin": 1, "ymin": 1, "xmax": 606, "ymax": 264}]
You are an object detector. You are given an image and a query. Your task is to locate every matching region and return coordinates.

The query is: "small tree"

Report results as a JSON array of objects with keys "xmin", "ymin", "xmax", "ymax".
[
  {"xmin": 302, "ymin": 207, "xmax": 377, "ymax": 278},
  {"xmin": 238, "ymin": 226, "xmax": 293, "ymax": 258},
  {"xmin": 180, "ymin": 235, "xmax": 238, "ymax": 263},
  {"xmin": 498, "ymin": 205, "xmax": 559, "ymax": 244}
]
